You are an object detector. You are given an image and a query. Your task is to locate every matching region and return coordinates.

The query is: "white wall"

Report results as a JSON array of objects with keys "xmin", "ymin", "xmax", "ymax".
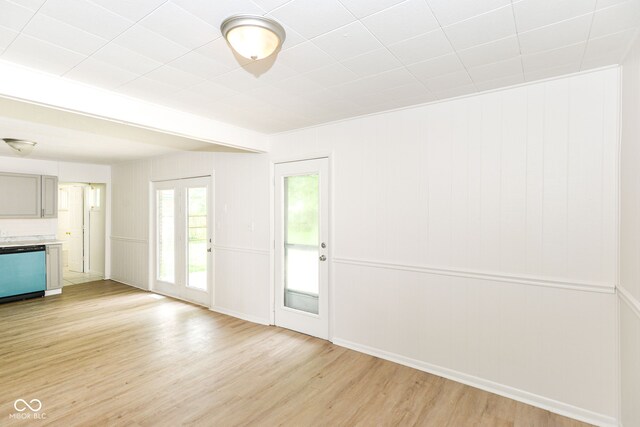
[
  {"xmin": 110, "ymin": 151, "xmax": 270, "ymax": 323},
  {"xmin": 267, "ymin": 68, "xmax": 619, "ymax": 425},
  {"xmin": 110, "ymin": 68, "xmax": 620, "ymax": 425},
  {"xmin": 0, "ymin": 156, "xmax": 112, "ymax": 277},
  {"xmin": 619, "ymin": 32, "xmax": 640, "ymax": 427}
]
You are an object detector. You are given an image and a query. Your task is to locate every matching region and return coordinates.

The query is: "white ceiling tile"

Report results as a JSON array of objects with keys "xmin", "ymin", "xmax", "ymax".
[
  {"xmin": 338, "ymin": 0, "xmax": 406, "ymax": 19},
  {"xmin": 22, "ymin": 13, "xmax": 107, "ymax": 56},
  {"xmin": 426, "ymin": 0, "xmax": 511, "ymax": 26},
  {"xmin": 406, "ymin": 53, "xmax": 465, "ymax": 82},
  {"xmin": 117, "ymin": 76, "xmax": 181, "ymax": 102},
  {"xmin": 113, "ymin": 25, "xmax": 190, "ymax": 63},
  {"xmin": 303, "ymin": 63, "xmax": 358, "ymax": 86},
  {"xmin": 583, "ymin": 27, "xmax": 638, "ymax": 66},
  {"xmin": 250, "ymin": 0, "xmax": 290, "ymax": 13},
  {"xmin": 424, "ymin": 69, "xmax": 474, "ymax": 92},
  {"xmin": 275, "ymin": 41, "xmax": 336, "ymax": 73},
  {"xmin": 457, "ymin": 35, "xmax": 520, "ymax": 68},
  {"xmin": 40, "ymin": 0, "xmax": 133, "ymax": 40},
  {"xmin": 355, "ymin": 81, "xmax": 429, "ymax": 105},
  {"xmin": 521, "ymin": 42, "xmax": 586, "ymax": 72},
  {"xmin": 239, "ymin": 61, "xmax": 298, "ymax": 84},
  {"xmin": 591, "ymin": 0, "xmax": 640, "ymax": 38},
  {"xmin": 596, "ymin": 0, "xmax": 629, "ymax": 9},
  {"xmin": 211, "ymin": 68, "xmax": 270, "ymax": 92},
  {"xmin": 513, "ymin": 0, "xmax": 597, "ymax": 32},
  {"xmin": 443, "ymin": 5, "xmax": 517, "ymax": 50},
  {"xmin": 334, "ymin": 67, "xmax": 419, "ymax": 99},
  {"xmin": 518, "ymin": 13, "xmax": 593, "ymax": 55},
  {"xmin": 524, "ymin": 62, "xmax": 580, "ymax": 81},
  {"xmin": 269, "ymin": 0, "xmax": 355, "ymax": 39},
  {"xmin": 92, "ymin": 43, "xmax": 163, "ymax": 75},
  {"xmin": 278, "ymin": 24, "xmax": 307, "ymax": 51},
  {"xmin": 184, "ymin": 81, "xmax": 240, "ymax": 100},
  {"xmin": 468, "ymin": 56, "xmax": 522, "ymax": 82},
  {"xmin": 474, "ymin": 72, "xmax": 524, "ymax": 91},
  {"xmin": 144, "ymin": 66, "xmax": 206, "ymax": 90},
  {"xmin": 362, "ymin": 0, "xmax": 439, "ymax": 45},
  {"xmin": 139, "ymin": 2, "xmax": 218, "ymax": 50},
  {"xmin": 2, "ymin": 33, "xmax": 85, "ymax": 75},
  {"xmin": 0, "ymin": 0, "xmax": 35, "ymax": 31},
  {"xmin": 64, "ymin": 57, "xmax": 138, "ymax": 88},
  {"xmin": 362, "ymin": 66, "xmax": 423, "ymax": 88},
  {"xmin": 89, "ymin": 0, "xmax": 167, "ymax": 22},
  {"xmin": 168, "ymin": 51, "xmax": 233, "ymax": 80},
  {"xmin": 248, "ymin": 85, "xmax": 301, "ymax": 106},
  {"xmin": 196, "ymin": 37, "xmax": 253, "ymax": 69},
  {"xmin": 312, "ymin": 21, "xmax": 382, "ymax": 61},
  {"xmin": 433, "ymin": 83, "xmax": 477, "ymax": 99},
  {"xmin": 0, "ymin": 25, "xmax": 18, "ymax": 51},
  {"xmin": 8, "ymin": 0, "xmax": 46, "ymax": 10},
  {"xmin": 341, "ymin": 47, "xmax": 402, "ymax": 77},
  {"xmin": 273, "ymin": 74, "xmax": 324, "ymax": 94},
  {"xmin": 171, "ymin": 0, "xmax": 265, "ymax": 34},
  {"xmin": 387, "ymin": 28, "xmax": 453, "ymax": 66}
]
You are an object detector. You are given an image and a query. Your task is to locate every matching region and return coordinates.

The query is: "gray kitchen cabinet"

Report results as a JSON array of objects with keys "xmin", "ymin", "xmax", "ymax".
[
  {"xmin": 46, "ymin": 244, "xmax": 63, "ymax": 290},
  {"xmin": 0, "ymin": 172, "xmax": 42, "ymax": 218},
  {"xmin": 41, "ymin": 175, "xmax": 58, "ymax": 218}
]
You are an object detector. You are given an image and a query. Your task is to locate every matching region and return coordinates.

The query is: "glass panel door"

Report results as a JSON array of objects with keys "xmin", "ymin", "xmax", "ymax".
[
  {"xmin": 153, "ymin": 177, "xmax": 211, "ymax": 307},
  {"xmin": 284, "ymin": 174, "xmax": 319, "ymax": 314},
  {"xmin": 187, "ymin": 187, "xmax": 207, "ymax": 291},
  {"xmin": 275, "ymin": 158, "xmax": 329, "ymax": 340},
  {"xmin": 156, "ymin": 189, "xmax": 175, "ymax": 284}
]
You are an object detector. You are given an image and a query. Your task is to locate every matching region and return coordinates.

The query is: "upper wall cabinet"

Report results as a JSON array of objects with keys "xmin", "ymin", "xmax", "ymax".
[
  {"xmin": 0, "ymin": 172, "xmax": 57, "ymax": 219},
  {"xmin": 41, "ymin": 175, "xmax": 58, "ymax": 218}
]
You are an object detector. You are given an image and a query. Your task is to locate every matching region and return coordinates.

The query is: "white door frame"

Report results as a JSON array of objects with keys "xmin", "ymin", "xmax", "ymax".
[
  {"xmin": 270, "ymin": 153, "xmax": 333, "ymax": 340},
  {"xmin": 150, "ymin": 175, "xmax": 215, "ymax": 308}
]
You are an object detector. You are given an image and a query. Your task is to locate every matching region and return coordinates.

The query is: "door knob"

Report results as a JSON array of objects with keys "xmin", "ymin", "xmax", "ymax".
[{"xmin": 319, "ymin": 255, "xmax": 326, "ymax": 261}]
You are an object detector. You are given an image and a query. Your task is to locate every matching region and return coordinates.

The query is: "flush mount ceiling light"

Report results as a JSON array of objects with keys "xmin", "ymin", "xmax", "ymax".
[
  {"xmin": 3, "ymin": 138, "xmax": 37, "ymax": 156},
  {"xmin": 220, "ymin": 15, "xmax": 286, "ymax": 61}
]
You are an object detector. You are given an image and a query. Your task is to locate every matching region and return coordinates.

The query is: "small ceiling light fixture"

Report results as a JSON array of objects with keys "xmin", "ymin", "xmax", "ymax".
[
  {"xmin": 220, "ymin": 15, "xmax": 286, "ymax": 60},
  {"xmin": 3, "ymin": 138, "xmax": 37, "ymax": 156}
]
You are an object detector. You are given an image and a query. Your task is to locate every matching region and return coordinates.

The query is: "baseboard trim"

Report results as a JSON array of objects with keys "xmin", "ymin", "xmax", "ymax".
[
  {"xmin": 210, "ymin": 305, "xmax": 270, "ymax": 326},
  {"xmin": 45, "ymin": 289, "xmax": 62, "ymax": 296},
  {"xmin": 332, "ymin": 338, "xmax": 617, "ymax": 427},
  {"xmin": 333, "ymin": 257, "xmax": 614, "ymax": 294},
  {"xmin": 109, "ymin": 278, "xmax": 149, "ymax": 291},
  {"xmin": 618, "ymin": 286, "xmax": 640, "ymax": 319}
]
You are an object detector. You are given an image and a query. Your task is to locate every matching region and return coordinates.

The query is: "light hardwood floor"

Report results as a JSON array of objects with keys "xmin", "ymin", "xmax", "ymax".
[{"xmin": 0, "ymin": 281, "xmax": 589, "ymax": 426}]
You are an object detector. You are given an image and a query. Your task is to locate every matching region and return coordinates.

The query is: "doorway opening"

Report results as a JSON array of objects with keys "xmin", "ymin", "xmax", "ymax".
[{"xmin": 57, "ymin": 183, "xmax": 106, "ymax": 286}]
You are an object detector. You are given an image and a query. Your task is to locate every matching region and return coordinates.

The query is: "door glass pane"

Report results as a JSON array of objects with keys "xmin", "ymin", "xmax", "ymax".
[
  {"xmin": 187, "ymin": 187, "xmax": 207, "ymax": 291},
  {"xmin": 284, "ymin": 174, "xmax": 319, "ymax": 314},
  {"xmin": 157, "ymin": 189, "xmax": 175, "ymax": 283}
]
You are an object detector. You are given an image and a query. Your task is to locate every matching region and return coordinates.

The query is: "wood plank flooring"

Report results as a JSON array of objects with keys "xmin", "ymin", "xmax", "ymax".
[{"xmin": 0, "ymin": 281, "xmax": 590, "ymax": 426}]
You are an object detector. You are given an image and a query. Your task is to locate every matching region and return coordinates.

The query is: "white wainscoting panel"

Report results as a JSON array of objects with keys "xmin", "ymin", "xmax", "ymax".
[
  {"xmin": 214, "ymin": 246, "xmax": 270, "ymax": 324},
  {"xmin": 620, "ymin": 31, "xmax": 640, "ymax": 427},
  {"xmin": 110, "ymin": 237, "xmax": 148, "ymax": 289}
]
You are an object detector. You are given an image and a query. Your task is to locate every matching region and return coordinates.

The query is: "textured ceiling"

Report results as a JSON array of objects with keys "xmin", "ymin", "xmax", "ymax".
[{"xmin": 0, "ymin": 0, "xmax": 638, "ymax": 134}]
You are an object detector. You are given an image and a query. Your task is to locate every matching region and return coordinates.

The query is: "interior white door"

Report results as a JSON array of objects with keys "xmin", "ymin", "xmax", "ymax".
[
  {"xmin": 153, "ymin": 177, "xmax": 212, "ymax": 307},
  {"xmin": 67, "ymin": 186, "xmax": 84, "ymax": 273},
  {"xmin": 274, "ymin": 158, "xmax": 329, "ymax": 339}
]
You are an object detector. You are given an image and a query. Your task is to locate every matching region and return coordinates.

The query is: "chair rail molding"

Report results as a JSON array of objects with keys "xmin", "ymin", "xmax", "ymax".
[{"xmin": 332, "ymin": 257, "xmax": 615, "ymax": 294}]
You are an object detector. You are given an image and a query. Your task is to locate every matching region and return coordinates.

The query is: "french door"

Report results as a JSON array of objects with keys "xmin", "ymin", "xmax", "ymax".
[
  {"xmin": 153, "ymin": 176, "xmax": 212, "ymax": 307},
  {"xmin": 274, "ymin": 158, "xmax": 329, "ymax": 339}
]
